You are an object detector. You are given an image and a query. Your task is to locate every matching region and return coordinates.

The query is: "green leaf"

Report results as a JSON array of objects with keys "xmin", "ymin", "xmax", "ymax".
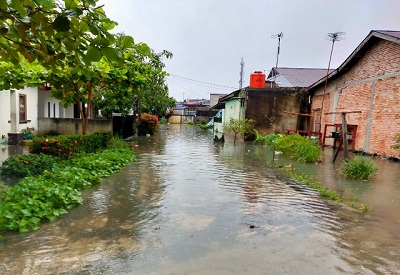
[
  {"xmin": 86, "ymin": 47, "xmax": 102, "ymax": 62},
  {"xmin": 36, "ymin": 0, "xmax": 54, "ymax": 9},
  {"xmin": 0, "ymin": 0, "xmax": 7, "ymax": 9},
  {"xmin": 11, "ymin": 0, "xmax": 27, "ymax": 17},
  {"xmin": 102, "ymin": 47, "xmax": 120, "ymax": 61},
  {"xmin": 137, "ymin": 43, "xmax": 151, "ymax": 55},
  {"xmin": 65, "ymin": 0, "xmax": 77, "ymax": 9},
  {"xmin": 53, "ymin": 16, "xmax": 70, "ymax": 32},
  {"xmin": 121, "ymin": 36, "xmax": 134, "ymax": 48}
]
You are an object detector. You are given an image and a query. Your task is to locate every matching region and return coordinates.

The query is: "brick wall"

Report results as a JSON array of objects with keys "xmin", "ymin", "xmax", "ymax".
[{"xmin": 311, "ymin": 39, "xmax": 400, "ymax": 158}]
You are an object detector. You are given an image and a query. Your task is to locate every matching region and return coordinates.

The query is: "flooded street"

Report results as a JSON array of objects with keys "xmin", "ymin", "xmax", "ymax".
[{"xmin": 1, "ymin": 124, "xmax": 400, "ymax": 274}]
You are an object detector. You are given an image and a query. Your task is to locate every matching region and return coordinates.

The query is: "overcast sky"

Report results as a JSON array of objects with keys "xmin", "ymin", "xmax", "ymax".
[{"xmin": 99, "ymin": 0, "xmax": 400, "ymax": 101}]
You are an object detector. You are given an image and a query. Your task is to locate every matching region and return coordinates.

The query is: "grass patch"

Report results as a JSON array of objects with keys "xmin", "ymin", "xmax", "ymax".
[
  {"xmin": 255, "ymin": 131, "xmax": 322, "ymax": 163},
  {"xmin": 279, "ymin": 167, "xmax": 369, "ymax": 213},
  {"xmin": 341, "ymin": 157, "xmax": 378, "ymax": 180}
]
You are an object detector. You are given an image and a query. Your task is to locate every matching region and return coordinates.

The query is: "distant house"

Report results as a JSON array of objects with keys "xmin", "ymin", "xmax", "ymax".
[
  {"xmin": 169, "ymin": 98, "xmax": 216, "ymax": 124},
  {"xmin": 308, "ymin": 30, "xmax": 400, "ymax": 158},
  {"xmin": 213, "ymin": 68, "xmax": 332, "ymax": 141}
]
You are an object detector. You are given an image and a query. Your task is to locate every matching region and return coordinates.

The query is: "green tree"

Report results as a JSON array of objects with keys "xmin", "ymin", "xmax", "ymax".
[
  {"xmin": 0, "ymin": 0, "xmax": 128, "ymax": 66},
  {"xmin": 224, "ymin": 118, "xmax": 254, "ymax": 144}
]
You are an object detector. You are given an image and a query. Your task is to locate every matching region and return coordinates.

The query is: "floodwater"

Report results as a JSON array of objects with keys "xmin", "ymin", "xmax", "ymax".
[{"xmin": 1, "ymin": 124, "xmax": 400, "ymax": 274}]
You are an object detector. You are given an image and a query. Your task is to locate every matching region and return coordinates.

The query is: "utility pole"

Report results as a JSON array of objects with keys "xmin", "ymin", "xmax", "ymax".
[
  {"xmin": 271, "ymin": 32, "xmax": 283, "ymax": 87},
  {"xmin": 319, "ymin": 32, "xmax": 346, "ymax": 130},
  {"xmin": 239, "ymin": 58, "xmax": 244, "ymax": 89}
]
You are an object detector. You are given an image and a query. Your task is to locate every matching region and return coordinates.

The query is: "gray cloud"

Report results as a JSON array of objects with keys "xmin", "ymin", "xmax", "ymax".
[{"xmin": 99, "ymin": 0, "xmax": 400, "ymax": 100}]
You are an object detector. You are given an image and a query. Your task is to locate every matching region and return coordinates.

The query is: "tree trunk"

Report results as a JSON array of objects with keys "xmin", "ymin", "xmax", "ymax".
[{"xmin": 74, "ymin": 85, "xmax": 86, "ymax": 135}]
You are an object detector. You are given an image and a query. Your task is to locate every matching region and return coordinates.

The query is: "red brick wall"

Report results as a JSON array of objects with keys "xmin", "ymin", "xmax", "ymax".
[{"xmin": 311, "ymin": 39, "xmax": 400, "ymax": 158}]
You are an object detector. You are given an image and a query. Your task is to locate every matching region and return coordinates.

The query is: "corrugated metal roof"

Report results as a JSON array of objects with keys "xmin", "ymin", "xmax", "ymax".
[
  {"xmin": 267, "ymin": 68, "xmax": 333, "ymax": 88},
  {"xmin": 375, "ymin": 30, "xmax": 400, "ymax": 39}
]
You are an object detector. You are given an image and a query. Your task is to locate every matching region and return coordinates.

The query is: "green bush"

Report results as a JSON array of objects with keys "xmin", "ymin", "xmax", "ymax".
[
  {"xmin": 341, "ymin": 157, "xmax": 378, "ymax": 180},
  {"xmin": 29, "ymin": 131, "xmax": 113, "ymax": 158},
  {"xmin": 255, "ymin": 132, "xmax": 322, "ymax": 162},
  {"xmin": 0, "ymin": 154, "xmax": 57, "ymax": 178},
  {"xmin": 254, "ymin": 130, "xmax": 283, "ymax": 148},
  {"xmin": 0, "ymin": 147, "xmax": 135, "ymax": 233},
  {"xmin": 138, "ymin": 113, "xmax": 159, "ymax": 135}
]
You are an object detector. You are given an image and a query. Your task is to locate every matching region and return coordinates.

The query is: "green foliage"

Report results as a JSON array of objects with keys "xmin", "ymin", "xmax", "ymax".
[
  {"xmin": 255, "ymin": 132, "xmax": 322, "ymax": 163},
  {"xmin": 289, "ymin": 172, "xmax": 343, "ymax": 202},
  {"xmin": 199, "ymin": 124, "xmax": 213, "ymax": 130},
  {"xmin": 392, "ymin": 134, "xmax": 400, "ymax": 150},
  {"xmin": 0, "ymin": 0, "xmax": 124, "ymax": 66},
  {"xmin": 274, "ymin": 134, "xmax": 322, "ymax": 163},
  {"xmin": 0, "ymin": 181, "xmax": 8, "ymax": 200},
  {"xmin": 254, "ymin": 130, "xmax": 283, "ymax": 148},
  {"xmin": 341, "ymin": 157, "xmax": 378, "ymax": 180},
  {"xmin": 29, "ymin": 131, "xmax": 113, "ymax": 158},
  {"xmin": 138, "ymin": 113, "xmax": 159, "ymax": 136},
  {"xmin": 0, "ymin": 147, "xmax": 135, "ymax": 233},
  {"xmin": 0, "ymin": 154, "xmax": 57, "ymax": 178},
  {"xmin": 224, "ymin": 118, "xmax": 255, "ymax": 143}
]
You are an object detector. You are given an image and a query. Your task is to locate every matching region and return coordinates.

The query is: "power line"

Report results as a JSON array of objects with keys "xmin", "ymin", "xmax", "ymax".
[
  {"xmin": 167, "ymin": 78, "xmax": 207, "ymax": 98},
  {"xmin": 168, "ymin": 74, "xmax": 237, "ymax": 90}
]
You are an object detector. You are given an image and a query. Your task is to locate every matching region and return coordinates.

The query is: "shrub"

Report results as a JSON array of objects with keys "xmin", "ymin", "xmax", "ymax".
[
  {"xmin": 341, "ymin": 157, "xmax": 378, "ymax": 180},
  {"xmin": 0, "ymin": 154, "xmax": 57, "ymax": 178},
  {"xmin": 138, "ymin": 113, "xmax": 159, "ymax": 136},
  {"xmin": 224, "ymin": 118, "xmax": 254, "ymax": 143},
  {"xmin": 29, "ymin": 131, "xmax": 113, "ymax": 158},
  {"xmin": 0, "ymin": 147, "xmax": 135, "ymax": 233},
  {"xmin": 254, "ymin": 130, "xmax": 283, "ymax": 148},
  {"xmin": 273, "ymin": 133, "xmax": 322, "ymax": 163}
]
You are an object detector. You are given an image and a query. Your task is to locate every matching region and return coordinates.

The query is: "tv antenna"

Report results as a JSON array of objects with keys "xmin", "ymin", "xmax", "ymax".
[
  {"xmin": 239, "ymin": 58, "xmax": 244, "ymax": 89},
  {"xmin": 271, "ymin": 32, "xmax": 283, "ymax": 86},
  {"xmin": 319, "ymin": 32, "xmax": 346, "ymax": 128}
]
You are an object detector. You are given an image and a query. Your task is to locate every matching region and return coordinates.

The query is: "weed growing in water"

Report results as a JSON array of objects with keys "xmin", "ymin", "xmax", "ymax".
[
  {"xmin": 341, "ymin": 157, "xmax": 378, "ymax": 180},
  {"xmin": 254, "ymin": 131, "xmax": 322, "ymax": 163}
]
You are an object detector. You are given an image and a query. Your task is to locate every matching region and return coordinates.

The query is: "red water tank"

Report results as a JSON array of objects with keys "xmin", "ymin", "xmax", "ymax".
[{"xmin": 249, "ymin": 71, "xmax": 266, "ymax": 88}]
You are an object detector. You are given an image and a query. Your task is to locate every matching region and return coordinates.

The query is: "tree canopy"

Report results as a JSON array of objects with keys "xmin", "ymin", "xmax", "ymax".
[
  {"xmin": 0, "ymin": 0, "xmax": 176, "ymax": 134},
  {"xmin": 0, "ymin": 0, "xmax": 126, "ymax": 66}
]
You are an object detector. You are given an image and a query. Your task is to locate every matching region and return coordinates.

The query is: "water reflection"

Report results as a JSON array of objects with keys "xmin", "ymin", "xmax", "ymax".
[{"xmin": 0, "ymin": 125, "xmax": 399, "ymax": 274}]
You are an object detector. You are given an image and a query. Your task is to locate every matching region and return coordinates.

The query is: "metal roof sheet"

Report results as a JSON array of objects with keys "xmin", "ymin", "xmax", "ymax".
[{"xmin": 267, "ymin": 68, "xmax": 333, "ymax": 88}]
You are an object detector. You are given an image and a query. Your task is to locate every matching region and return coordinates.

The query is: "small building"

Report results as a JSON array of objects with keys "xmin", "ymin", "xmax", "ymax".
[
  {"xmin": 213, "ymin": 68, "xmax": 332, "ymax": 141},
  {"xmin": 308, "ymin": 30, "xmax": 400, "ymax": 158}
]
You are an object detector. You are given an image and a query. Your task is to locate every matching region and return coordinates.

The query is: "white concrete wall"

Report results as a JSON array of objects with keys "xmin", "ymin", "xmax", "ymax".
[
  {"xmin": 0, "ymin": 90, "xmax": 11, "ymax": 139},
  {"xmin": 38, "ymin": 89, "xmax": 74, "ymax": 119}
]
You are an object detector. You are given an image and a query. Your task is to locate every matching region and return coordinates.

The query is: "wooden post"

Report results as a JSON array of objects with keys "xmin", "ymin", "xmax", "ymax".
[{"xmin": 341, "ymin": 112, "xmax": 349, "ymax": 159}]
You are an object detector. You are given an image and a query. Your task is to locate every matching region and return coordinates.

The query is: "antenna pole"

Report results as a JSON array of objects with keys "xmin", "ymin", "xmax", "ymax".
[
  {"xmin": 318, "ymin": 32, "xmax": 346, "ymax": 131},
  {"xmin": 271, "ymin": 32, "xmax": 283, "ymax": 87},
  {"xmin": 239, "ymin": 58, "xmax": 244, "ymax": 89}
]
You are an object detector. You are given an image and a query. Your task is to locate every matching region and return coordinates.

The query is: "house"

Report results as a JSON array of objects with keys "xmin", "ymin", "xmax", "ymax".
[
  {"xmin": 308, "ymin": 30, "xmax": 400, "ymax": 158},
  {"xmin": 0, "ymin": 87, "xmax": 39, "ymax": 143},
  {"xmin": 213, "ymin": 68, "xmax": 332, "ymax": 141},
  {"xmin": 0, "ymin": 86, "xmax": 112, "ymax": 143},
  {"xmin": 169, "ymin": 98, "xmax": 215, "ymax": 124}
]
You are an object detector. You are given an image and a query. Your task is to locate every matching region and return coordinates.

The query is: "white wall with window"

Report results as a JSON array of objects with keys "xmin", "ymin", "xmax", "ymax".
[{"xmin": 38, "ymin": 88, "xmax": 74, "ymax": 119}]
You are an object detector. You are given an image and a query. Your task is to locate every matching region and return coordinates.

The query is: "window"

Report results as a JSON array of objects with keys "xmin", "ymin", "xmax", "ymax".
[
  {"xmin": 48, "ymin": 102, "xmax": 51, "ymax": 117},
  {"xmin": 19, "ymin": 94, "xmax": 27, "ymax": 123}
]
